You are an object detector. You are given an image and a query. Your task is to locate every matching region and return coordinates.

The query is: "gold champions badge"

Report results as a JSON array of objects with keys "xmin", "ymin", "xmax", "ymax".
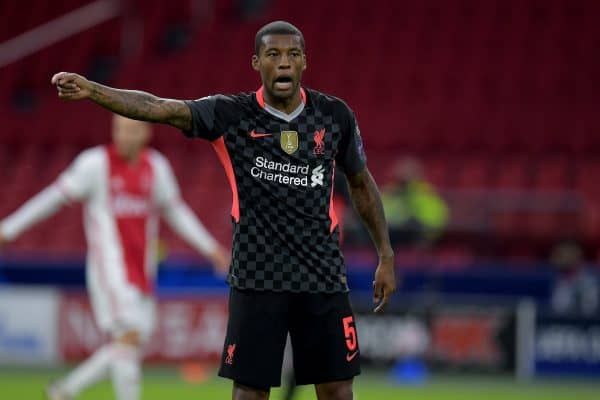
[{"xmin": 280, "ymin": 131, "xmax": 298, "ymax": 154}]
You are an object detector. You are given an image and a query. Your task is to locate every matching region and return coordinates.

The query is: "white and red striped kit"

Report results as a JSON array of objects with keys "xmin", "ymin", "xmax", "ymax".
[{"xmin": 1, "ymin": 145, "xmax": 218, "ymax": 339}]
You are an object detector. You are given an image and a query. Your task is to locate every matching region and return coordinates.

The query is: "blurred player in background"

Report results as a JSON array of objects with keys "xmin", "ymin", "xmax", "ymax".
[
  {"xmin": 381, "ymin": 157, "xmax": 448, "ymax": 248},
  {"xmin": 0, "ymin": 115, "xmax": 229, "ymax": 400},
  {"xmin": 50, "ymin": 20, "xmax": 395, "ymax": 400}
]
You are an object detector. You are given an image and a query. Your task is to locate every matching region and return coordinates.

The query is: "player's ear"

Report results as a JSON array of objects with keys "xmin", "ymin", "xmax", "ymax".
[
  {"xmin": 252, "ymin": 54, "xmax": 260, "ymax": 71},
  {"xmin": 302, "ymin": 53, "xmax": 307, "ymax": 71}
]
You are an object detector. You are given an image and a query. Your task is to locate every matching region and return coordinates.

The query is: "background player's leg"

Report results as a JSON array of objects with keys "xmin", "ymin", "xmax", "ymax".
[
  {"xmin": 48, "ymin": 330, "xmax": 143, "ymax": 400},
  {"xmin": 49, "ymin": 343, "xmax": 114, "ymax": 399},
  {"xmin": 50, "ymin": 265, "xmax": 117, "ymax": 399},
  {"xmin": 233, "ymin": 382, "xmax": 270, "ymax": 400},
  {"xmin": 110, "ymin": 330, "xmax": 142, "ymax": 400},
  {"xmin": 314, "ymin": 379, "xmax": 353, "ymax": 400}
]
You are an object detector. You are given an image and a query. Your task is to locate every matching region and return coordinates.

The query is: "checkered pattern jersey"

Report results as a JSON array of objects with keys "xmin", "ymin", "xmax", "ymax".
[{"xmin": 183, "ymin": 87, "xmax": 366, "ymax": 293}]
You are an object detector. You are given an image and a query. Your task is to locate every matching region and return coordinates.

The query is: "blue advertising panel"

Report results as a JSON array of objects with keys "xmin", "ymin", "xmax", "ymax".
[{"xmin": 534, "ymin": 315, "xmax": 600, "ymax": 377}]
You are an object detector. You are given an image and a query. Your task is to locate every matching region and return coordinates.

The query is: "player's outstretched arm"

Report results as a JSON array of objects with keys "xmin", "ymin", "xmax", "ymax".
[
  {"xmin": 162, "ymin": 201, "xmax": 231, "ymax": 275},
  {"xmin": 346, "ymin": 168, "xmax": 396, "ymax": 313},
  {"xmin": 51, "ymin": 72, "xmax": 192, "ymax": 131},
  {"xmin": 0, "ymin": 185, "xmax": 70, "ymax": 246}
]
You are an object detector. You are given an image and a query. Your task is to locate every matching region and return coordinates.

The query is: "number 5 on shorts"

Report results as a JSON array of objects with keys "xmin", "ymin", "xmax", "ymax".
[{"xmin": 342, "ymin": 316, "xmax": 357, "ymax": 351}]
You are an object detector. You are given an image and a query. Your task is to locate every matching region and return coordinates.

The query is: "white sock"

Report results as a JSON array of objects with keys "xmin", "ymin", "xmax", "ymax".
[
  {"xmin": 110, "ymin": 343, "xmax": 142, "ymax": 400},
  {"xmin": 60, "ymin": 343, "xmax": 114, "ymax": 396}
]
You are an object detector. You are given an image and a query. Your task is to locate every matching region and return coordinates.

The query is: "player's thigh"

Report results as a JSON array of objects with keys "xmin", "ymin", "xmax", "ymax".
[
  {"xmin": 218, "ymin": 288, "xmax": 290, "ymax": 390},
  {"xmin": 86, "ymin": 268, "xmax": 116, "ymax": 334},
  {"xmin": 118, "ymin": 294, "xmax": 155, "ymax": 342},
  {"xmin": 110, "ymin": 298, "xmax": 156, "ymax": 347},
  {"xmin": 87, "ymin": 273, "xmax": 155, "ymax": 341},
  {"xmin": 111, "ymin": 288, "xmax": 155, "ymax": 341},
  {"xmin": 289, "ymin": 292, "xmax": 361, "ymax": 385}
]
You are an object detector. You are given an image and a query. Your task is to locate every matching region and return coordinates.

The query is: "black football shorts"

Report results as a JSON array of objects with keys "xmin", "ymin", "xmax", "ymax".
[{"xmin": 218, "ymin": 287, "xmax": 361, "ymax": 390}]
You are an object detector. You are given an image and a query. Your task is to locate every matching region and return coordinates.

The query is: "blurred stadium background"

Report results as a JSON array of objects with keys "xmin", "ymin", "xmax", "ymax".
[{"xmin": 1, "ymin": 0, "xmax": 599, "ymax": 398}]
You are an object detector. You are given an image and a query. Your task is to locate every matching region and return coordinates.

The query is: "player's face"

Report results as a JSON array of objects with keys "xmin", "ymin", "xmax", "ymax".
[
  {"xmin": 112, "ymin": 116, "xmax": 151, "ymax": 160},
  {"xmin": 252, "ymin": 34, "xmax": 306, "ymax": 103}
]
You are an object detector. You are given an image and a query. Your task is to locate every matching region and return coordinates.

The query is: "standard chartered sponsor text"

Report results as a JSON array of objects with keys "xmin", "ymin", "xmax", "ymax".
[{"xmin": 251, "ymin": 156, "xmax": 323, "ymax": 187}]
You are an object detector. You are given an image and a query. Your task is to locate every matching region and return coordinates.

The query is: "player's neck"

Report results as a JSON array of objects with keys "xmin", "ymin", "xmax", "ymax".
[
  {"xmin": 117, "ymin": 150, "xmax": 141, "ymax": 164},
  {"xmin": 263, "ymin": 90, "xmax": 302, "ymax": 115}
]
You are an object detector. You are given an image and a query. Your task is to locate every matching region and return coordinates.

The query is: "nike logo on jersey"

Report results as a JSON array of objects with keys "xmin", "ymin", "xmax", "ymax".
[
  {"xmin": 346, "ymin": 350, "xmax": 359, "ymax": 362},
  {"xmin": 249, "ymin": 130, "xmax": 273, "ymax": 138}
]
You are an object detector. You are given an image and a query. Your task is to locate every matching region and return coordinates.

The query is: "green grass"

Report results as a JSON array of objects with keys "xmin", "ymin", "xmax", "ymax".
[{"xmin": 1, "ymin": 367, "xmax": 598, "ymax": 400}]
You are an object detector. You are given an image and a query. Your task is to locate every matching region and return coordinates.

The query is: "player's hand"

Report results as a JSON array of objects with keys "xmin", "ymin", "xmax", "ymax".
[
  {"xmin": 209, "ymin": 246, "xmax": 231, "ymax": 277},
  {"xmin": 0, "ymin": 231, "xmax": 7, "ymax": 248},
  {"xmin": 51, "ymin": 72, "xmax": 93, "ymax": 100},
  {"xmin": 372, "ymin": 254, "xmax": 396, "ymax": 313}
]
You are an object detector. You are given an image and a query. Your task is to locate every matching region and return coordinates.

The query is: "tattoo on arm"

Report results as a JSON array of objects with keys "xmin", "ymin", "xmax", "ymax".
[
  {"xmin": 346, "ymin": 168, "xmax": 394, "ymax": 258},
  {"xmin": 89, "ymin": 82, "xmax": 192, "ymax": 130}
]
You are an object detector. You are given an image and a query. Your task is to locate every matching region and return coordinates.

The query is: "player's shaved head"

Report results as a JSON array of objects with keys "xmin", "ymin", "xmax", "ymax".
[
  {"xmin": 255, "ymin": 20, "xmax": 304, "ymax": 55},
  {"xmin": 112, "ymin": 115, "xmax": 151, "ymax": 161}
]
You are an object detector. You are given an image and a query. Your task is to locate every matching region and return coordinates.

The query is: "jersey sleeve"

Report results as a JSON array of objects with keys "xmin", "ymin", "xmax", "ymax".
[
  {"xmin": 335, "ymin": 106, "xmax": 367, "ymax": 176},
  {"xmin": 152, "ymin": 152, "xmax": 181, "ymax": 208},
  {"xmin": 152, "ymin": 152, "xmax": 219, "ymax": 255},
  {"xmin": 0, "ymin": 185, "xmax": 67, "ymax": 241},
  {"xmin": 56, "ymin": 150, "xmax": 98, "ymax": 200},
  {"xmin": 182, "ymin": 94, "xmax": 238, "ymax": 141}
]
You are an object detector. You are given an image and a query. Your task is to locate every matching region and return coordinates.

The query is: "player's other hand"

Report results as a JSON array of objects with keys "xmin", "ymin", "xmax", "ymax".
[
  {"xmin": 209, "ymin": 246, "xmax": 231, "ymax": 277},
  {"xmin": 51, "ymin": 72, "xmax": 92, "ymax": 100},
  {"xmin": 0, "ymin": 231, "xmax": 7, "ymax": 248},
  {"xmin": 373, "ymin": 254, "xmax": 396, "ymax": 313}
]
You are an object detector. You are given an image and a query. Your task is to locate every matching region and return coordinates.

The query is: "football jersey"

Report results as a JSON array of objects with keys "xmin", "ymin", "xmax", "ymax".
[
  {"xmin": 184, "ymin": 87, "xmax": 366, "ymax": 293},
  {"xmin": 56, "ymin": 145, "xmax": 180, "ymax": 294}
]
